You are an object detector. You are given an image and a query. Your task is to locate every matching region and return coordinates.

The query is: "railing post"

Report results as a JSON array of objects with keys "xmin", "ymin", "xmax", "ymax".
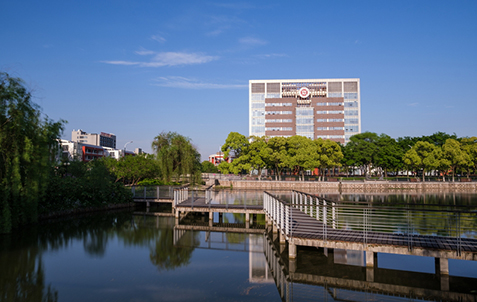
[
  {"xmin": 144, "ymin": 186, "xmax": 147, "ymax": 199},
  {"xmin": 157, "ymin": 186, "xmax": 159, "ymax": 199},
  {"xmin": 132, "ymin": 186, "xmax": 135, "ymax": 197}
]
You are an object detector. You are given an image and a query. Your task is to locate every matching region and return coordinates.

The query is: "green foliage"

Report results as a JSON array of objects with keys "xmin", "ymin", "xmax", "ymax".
[
  {"xmin": 102, "ymin": 153, "xmax": 160, "ymax": 185},
  {"xmin": 40, "ymin": 160, "xmax": 132, "ymax": 214},
  {"xmin": 151, "ymin": 131, "xmax": 201, "ymax": 184},
  {"xmin": 0, "ymin": 72, "xmax": 65, "ymax": 233},
  {"xmin": 201, "ymin": 160, "xmax": 218, "ymax": 173},
  {"xmin": 136, "ymin": 179, "xmax": 181, "ymax": 186},
  {"xmin": 442, "ymin": 139, "xmax": 471, "ymax": 182},
  {"xmin": 221, "ymin": 132, "xmax": 249, "ymax": 158}
]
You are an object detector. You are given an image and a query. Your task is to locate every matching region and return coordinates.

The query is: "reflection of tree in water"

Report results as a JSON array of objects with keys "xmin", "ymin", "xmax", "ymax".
[
  {"xmin": 0, "ymin": 211, "xmax": 201, "ymax": 300},
  {"xmin": 117, "ymin": 215, "xmax": 199, "ymax": 271},
  {"xmin": 0, "ymin": 231, "xmax": 58, "ymax": 302},
  {"xmin": 150, "ymin": 228, "xmax": 199, "ymax": 271}
]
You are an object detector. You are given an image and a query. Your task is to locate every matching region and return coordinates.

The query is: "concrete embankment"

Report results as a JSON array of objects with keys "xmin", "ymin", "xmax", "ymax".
[{"xmin": 212, "ymin": 180, "xmax": 477, "ymax": 193}]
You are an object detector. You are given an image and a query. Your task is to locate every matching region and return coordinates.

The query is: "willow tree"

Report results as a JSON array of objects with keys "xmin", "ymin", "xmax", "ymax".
[
  {"xmin": 151, "ymin": 132, "xmax": 200, "ymax": 183},
  {"xmin": 0, "ymin": 72, "xmax": 65, "ymax": 233}
]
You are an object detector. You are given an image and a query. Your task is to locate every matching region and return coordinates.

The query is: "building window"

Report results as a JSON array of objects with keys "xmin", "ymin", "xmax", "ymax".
[
  {"xmin": 266, "ymin": 111, "xmax": 292, "ymax": 115},
  {"xmin": 296, "ymin": 118, "xmax": 313, "ymax": 124},
  {"xmin": 266, "ymin": 119, "xmax": 292, "ymax": 123},
  {"xmin": 265, "ymin": 127, "xmax": 292, "ymax": 131},
  {"xmin": 345, "ymin": 118, "xmax": 359, "ymax": 124},
  {"xmin": 296, "ymin": 125, "xmax": 313, "ymax": 132}
]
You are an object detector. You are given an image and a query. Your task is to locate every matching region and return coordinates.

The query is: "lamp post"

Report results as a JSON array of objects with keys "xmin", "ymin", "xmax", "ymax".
[{"xmin": 123, "ymin": 141, "xmax": 133, "ymax": 158}]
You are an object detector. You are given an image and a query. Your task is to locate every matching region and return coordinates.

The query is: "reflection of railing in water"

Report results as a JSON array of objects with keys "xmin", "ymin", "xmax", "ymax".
[{"xmin": 263, "ymin": 230, "xmax": 477, "ymax": 302}]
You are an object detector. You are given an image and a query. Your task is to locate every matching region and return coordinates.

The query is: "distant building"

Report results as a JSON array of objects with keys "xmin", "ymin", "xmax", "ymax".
[
  {"xmin": 60, "ymin": 140, "xmax": 135, "ymax": 162},
  {"xmin": 208, "ymin": 151, "xmax": 233, "ymax": 166},
  {"xmin": 71, "ymin": 129, "xmax": 117, "ymax": 148},
  {"xmin": 249, "ymin": 79, "xmax": 361, "ymax": 144}
]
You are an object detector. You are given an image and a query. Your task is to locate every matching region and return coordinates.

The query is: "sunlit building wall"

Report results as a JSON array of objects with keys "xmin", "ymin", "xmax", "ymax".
[{"xmin": 249, "ymin": 79, "xmax": 361, "ymax": 144}]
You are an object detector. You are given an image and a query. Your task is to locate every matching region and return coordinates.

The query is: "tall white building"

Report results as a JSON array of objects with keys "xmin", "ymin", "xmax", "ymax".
[{"xmin": 249, "ymin": 79, "xmax": 361, "ymax": 144}]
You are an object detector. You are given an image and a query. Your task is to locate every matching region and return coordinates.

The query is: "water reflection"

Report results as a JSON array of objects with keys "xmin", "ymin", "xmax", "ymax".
[{"xmin": 1, "ymin": 204, "xmax": 476, "ymax": 301}]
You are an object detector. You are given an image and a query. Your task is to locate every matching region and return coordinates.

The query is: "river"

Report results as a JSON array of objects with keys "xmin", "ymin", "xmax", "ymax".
[{"xmin": 1, "ymin": 191, "xmax": 476, "ymax": 301}]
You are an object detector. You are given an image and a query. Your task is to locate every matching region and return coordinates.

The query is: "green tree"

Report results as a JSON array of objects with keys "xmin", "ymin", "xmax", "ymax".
[
  {"xmin": 104, "ymin": 154, "xmax": 159, "ymax": 185},
  {"xmin": 201, "ymin": 160, "xmax": 218, "ymax": 173},
  {"xmin": 239, "ymin": 136, "xmax": 268, "ymax": 179},
  {"xmin": 151, "ymin": 132, "xmax": 201, "ymax": 183},
  {"xmin": 342, "ymin": 132, "xmax": 379, "ymax": 178},
  {"xmin": 265, "ymin": 136, "xmax": 289, "ymax": 180},
  {"xmin": 221, "ymin": 132, "xmax": 249, "ymax": 159},
  {"xmin": 403, "ymin": 141, "xmax": 439, "ymax": 182},
  {"xmin": 461, "ymin": 137, "xmax": 477, "ymax": 177},
  {"xmin": 375, "ymin": 134, "xmax": 403, "ymax": 177},
  {"xmin": 442, "ymin": 138, "xmax": 471, "ymax": 182},
  {"xmin": 0, "ymin": 72, "xmax": 65, "ymax": 233},
  {"xmin": 285, "ymin": 136, "xmax": 316, "ymax": 181},
  {"xmin": 317, "ymin": 139, "xmax": 343, "ymax": 181}
]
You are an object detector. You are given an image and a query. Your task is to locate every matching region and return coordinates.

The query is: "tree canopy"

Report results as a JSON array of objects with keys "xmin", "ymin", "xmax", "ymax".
[{"xmin": 1, "ymin": 72, "xmax": 65, "ymax": 233}]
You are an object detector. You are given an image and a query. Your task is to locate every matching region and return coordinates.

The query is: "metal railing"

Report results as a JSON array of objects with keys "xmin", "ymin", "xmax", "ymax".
[
  {"xmin": 291, "ymin": 190, "xmax": 477, "ymax": 254},
  {"xmin": 131, "ymin": 185, "xmax": 176, "ymax": 199},
  {"xmin": 173, "ymin": 185, "xmax": 189, "ymax": 207},
  {"xmin": 263, "ymin": 191, "xmax": 292, "ymax": 240}
]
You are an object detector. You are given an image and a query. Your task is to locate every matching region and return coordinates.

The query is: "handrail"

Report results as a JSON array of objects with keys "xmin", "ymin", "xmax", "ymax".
[
  {"xmin": 291, "ymin": 190, "xmax": 477, "ymax": 254},
  {"xmin": 173, "ymin": 185, "xmax": 189, "ymax": 207},
  {"xmin": 291, "ymin": 190, "xmax": 477, "ymax": 212},
  {"xmin": 264, "ymin": 191, "xmax": 292, "ymax": 239}
]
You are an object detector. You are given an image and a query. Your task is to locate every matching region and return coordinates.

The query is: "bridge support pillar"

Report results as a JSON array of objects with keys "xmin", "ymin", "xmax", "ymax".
[
  {"xmin": 272, "ymin": 223, "xmax": 277, "ymax": 234},
  {"xmin": 279, "ymin": 232, "xmax": 286, "ymax": 244},
  {"xmin": 245, "ymin": 213, "xmax": 250, "ymax": 222},
  {"xmin": 289, "ymin": 258, "xmax": 297, "ymax": 273},
  {"xmin": 366, "ymin": 268, "xmax": 374, "ymax": 282},
  {"xmin": 209, "ymin": 211, "xmax": 213, "ymax": 221},
  {"xmin": 435, "ymin": 258, "xmax": 449, "ymax": 275},
  {"xmin": 289, "ymin": 242, "xmax": 297, "ymax": 259},
  {"xmin": 366, "ymin": 251, "xmax": 375, "ymax": 267}
]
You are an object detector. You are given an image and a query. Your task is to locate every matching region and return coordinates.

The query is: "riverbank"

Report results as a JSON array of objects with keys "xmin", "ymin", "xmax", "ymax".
[{"xmin": 213, "ymin": 180, "xmax": 477, "ymax": 193}]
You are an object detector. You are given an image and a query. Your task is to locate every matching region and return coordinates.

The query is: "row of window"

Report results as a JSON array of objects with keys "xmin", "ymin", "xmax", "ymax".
[
  {"xmin": 296, "ymin": 118, "xmax": 313, "ymax": 124},
  {"xmin": 345, "ymin": 110, "xmax": 359, "ymax": 116},
  {"xmin": 316, "ymin": 110, "xmax": 344, "ymax": 114},
  {"xmin": 266, "ymin": 111, "xmax": 293, "ymax": 115},
  {"xmin": 317, "ymin": 127, "xmax": 344, "ymax": 130},
  {"xmin": 266, "ymin": 103, "xmax": 292, "ymax": 107},
  {"xmin": 265, "ymin": 127, "xmax": 293, "ymax": 131},
  {"xmin": 316, "ymin": 102, "xmax": 344, "ymax": 106},
  {"xmin": 266, "ymin": 119, "xmax": 293, "ymax": 123},
  {"xmin": 317, "ymin": 135, "xmax": 343, "ymax": 139},
  {"xmin": 317, "ymin": 118, "xmax": 344, "ymax": 122}
]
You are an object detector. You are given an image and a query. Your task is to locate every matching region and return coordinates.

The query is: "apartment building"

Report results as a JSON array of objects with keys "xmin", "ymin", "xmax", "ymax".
[
  {"xmin": 249, "ymin": 79, "xmax": 360, "ymax": 144},
  {"xmin": 71, "ymin": 129, "xmax": 116, "ymax": 148}
]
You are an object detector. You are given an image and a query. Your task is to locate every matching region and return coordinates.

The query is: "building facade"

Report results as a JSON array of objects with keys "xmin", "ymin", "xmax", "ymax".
[
  {"xmin": 249, "ymin": 79, "xmax": 360, "ymax": 144},
  {"xmin": 71, "ymin": 129, "xmax": 117, "ymax": 148}
]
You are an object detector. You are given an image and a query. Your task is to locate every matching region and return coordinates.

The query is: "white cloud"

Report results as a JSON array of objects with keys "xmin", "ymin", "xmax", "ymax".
[
  {"xmin": 103, "ymin": 51, "xmax": 218, "ymax": 67},
  {"xmin": 239, "ymin": 37, "xmax": 267, "ymax": 46},
  {"xmin": 153, "ymin": 76, "xmax": 247, "ymax": 89},
  {"xmin": 254, "ymin": 53, "xmax": 287, "ymax": 59},
  {"xmin": 408, "ymin": 102, "xmax": 419, "ymax": 107},
  {"xmin": 151, "ymin": 35, "xmax": 166, "ymax": 43}
]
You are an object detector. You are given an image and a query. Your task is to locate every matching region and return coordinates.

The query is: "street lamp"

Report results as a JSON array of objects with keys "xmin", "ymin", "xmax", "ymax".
[{"xmin": 123, "ymin": 141, "xmax": 133, "ymax": 157}]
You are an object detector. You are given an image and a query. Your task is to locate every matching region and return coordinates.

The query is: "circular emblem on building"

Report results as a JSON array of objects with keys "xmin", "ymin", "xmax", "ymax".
[{"xmin": 298, "ymin": 87, "xmax": 310, "ymax": 98}]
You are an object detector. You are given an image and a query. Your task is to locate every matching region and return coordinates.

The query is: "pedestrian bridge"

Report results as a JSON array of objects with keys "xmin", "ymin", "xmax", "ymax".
[
  {"xmin": 264, "ymin": 190, "xmax": 477, "ymax": 275},
  {"xmin": 134, "ymin": 185, "xmax": 477, "ymax": 275}
]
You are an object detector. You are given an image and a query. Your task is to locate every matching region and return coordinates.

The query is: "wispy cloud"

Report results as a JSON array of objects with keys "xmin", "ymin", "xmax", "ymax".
[
  {"xmin": 239, "ymin": 37, "xmax": 267, "ymax": 46},
  {"xmin": 408, "ymin": 102, "xmax": 419, "ymax": 107},
  {"xmin": 103, "ymin": 51, "xmax": 218, "ymax": 67},
  {"xmin": 151, "ymin": 35, "xmax": 166, "ymax": 43},
  {"xmin": 153, "ymin": 76, "xmax": 247, "ymax": 89}
]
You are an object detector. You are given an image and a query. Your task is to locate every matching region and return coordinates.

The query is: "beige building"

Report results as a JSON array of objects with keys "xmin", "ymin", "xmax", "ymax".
[
  {"xmin": 71, "ymin": 129, "xmax": 116, "ymax": 148},
  {"xmin": 249, "ymin": 79, "xmax": 360, "ymax": 144}
]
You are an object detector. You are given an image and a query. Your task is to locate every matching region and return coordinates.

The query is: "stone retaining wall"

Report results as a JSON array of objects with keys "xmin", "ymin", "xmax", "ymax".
[{"xmin": 215, "ymin": 180, "xmax": 477, "ymax": 193}]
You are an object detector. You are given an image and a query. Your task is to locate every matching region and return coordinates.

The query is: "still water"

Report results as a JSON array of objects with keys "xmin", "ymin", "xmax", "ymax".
[{"xmin": 1, "ymin": 192, "xmax": 477, "ymax": 302}]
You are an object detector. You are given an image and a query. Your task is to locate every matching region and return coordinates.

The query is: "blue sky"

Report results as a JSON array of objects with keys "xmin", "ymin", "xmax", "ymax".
[{"xmin": 1, "ymin": 0, "xmax": 476, "ymax": 160}]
